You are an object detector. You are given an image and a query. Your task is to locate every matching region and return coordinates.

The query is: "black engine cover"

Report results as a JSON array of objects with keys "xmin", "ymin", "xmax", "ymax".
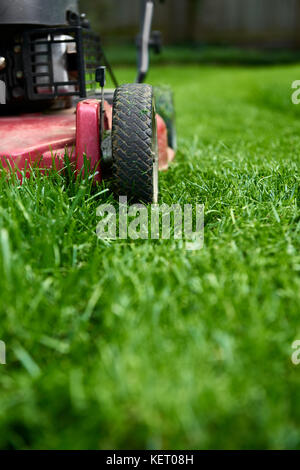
[{"xmin": 0, "ymin": 0, "xmax": 79, "ymax": 26}]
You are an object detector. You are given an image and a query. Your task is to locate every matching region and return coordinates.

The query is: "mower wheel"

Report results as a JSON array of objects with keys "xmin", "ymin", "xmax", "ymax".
[{"xmin": 111, "ymin": 83, "xmax": 158, "ymax": 204}]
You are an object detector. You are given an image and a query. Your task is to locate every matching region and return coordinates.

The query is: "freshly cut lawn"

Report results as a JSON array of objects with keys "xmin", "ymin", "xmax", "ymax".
[{"xmin": 0, "ymin": 64, "xmax": 299, "ymax": 449}]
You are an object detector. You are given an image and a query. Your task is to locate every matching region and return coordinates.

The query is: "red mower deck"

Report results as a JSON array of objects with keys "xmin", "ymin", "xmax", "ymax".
[{"xmin": 0, "ymin": 100, "xmax": 174, "ymax": 179}]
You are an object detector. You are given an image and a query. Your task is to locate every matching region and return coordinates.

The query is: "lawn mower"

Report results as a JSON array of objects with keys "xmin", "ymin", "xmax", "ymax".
[{"xmin": 0, "ymin": 0, "xmax": 176, "ymax": 203}]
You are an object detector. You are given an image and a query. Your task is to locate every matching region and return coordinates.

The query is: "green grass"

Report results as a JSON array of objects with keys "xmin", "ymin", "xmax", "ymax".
[
  {"xmin": 104, "ymin": 44, "xmax": 300, "ymax": 66},
  {"xmin": 0, "ymin": 64, "xmax": 300, "ymax": 450}
]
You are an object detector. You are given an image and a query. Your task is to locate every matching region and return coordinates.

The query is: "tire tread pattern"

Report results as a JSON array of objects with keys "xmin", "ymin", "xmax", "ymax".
[{"xmin": 112, "ymin": 83, "xmax": 154, "ymax": 203}]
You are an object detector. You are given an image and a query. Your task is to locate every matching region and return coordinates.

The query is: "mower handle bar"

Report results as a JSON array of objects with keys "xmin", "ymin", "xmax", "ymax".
[{"xmin": 136, "ymin": 0, "xmax": 155, "ymax": 83}]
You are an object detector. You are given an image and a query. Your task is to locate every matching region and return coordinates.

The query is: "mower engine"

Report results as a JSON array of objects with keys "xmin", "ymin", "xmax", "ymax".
[{"xmin": 0, "ymin": 0, "xmax": 103, "ymax": 110}]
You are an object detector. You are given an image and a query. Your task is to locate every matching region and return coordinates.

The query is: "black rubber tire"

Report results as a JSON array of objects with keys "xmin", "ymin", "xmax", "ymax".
[
  {"xmin": 111, "ymin": 83, "xmax": 158, "ymax": 204},
  {"xmin": 154, "ymin": 86, "xmax": 177, "ymax": 151}
]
